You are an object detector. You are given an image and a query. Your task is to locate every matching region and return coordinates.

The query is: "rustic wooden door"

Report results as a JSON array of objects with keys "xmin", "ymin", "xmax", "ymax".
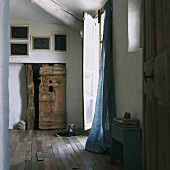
[
  {"xmin": 143, "ymin": 0, "xmax": 170, "ymax": 169},
  {"xmin": 39, "ymin": 64, "xmax": 66, "ymax": 129}
]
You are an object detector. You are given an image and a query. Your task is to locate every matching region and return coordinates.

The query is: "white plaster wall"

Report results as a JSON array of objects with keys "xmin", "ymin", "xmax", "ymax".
[
  {"xmin": 0, "ymin": 0, "xmax": 9, "ymax": 169},
  {"xmin": 9, "ymin": 1, "xmax": 83, "ymax": 129},
  {"xmin": 9, "ymin": 64, "xmax": 27, "ymax": 129},
  {"xmin": 113, "ymin": 0, "xmax": 143, "ymax": 126}
]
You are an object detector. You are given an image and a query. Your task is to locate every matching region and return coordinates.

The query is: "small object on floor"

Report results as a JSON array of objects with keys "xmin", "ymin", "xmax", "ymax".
[
  {"xmin": 17, "ymin": 120, "xmax": 26, "ymax": 130},
  {"xmin": 55, "ymin": 124, "xmax": 79, "ymax": 137},
  {"xmin": 55, "ymin": 133, "xmax": 61, "ymax": 137},
  {"xmin": 68, "ymin": 124, "xmax": 78, "ymax": 136},
  {"xmin": 36, "ymin": 151, "xmax": 44, "ymax": 161}
]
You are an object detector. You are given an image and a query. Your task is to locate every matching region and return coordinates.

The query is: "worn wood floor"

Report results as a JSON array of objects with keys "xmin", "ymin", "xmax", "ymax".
[{"xmin": 9, "ymin": 130, "xmax": 123, "ymax": 170}]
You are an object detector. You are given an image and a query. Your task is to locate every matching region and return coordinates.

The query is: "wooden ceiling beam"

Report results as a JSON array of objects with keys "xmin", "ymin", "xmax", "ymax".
[{"xmin": 31, "ymin": 0, "xmax": 82, "ymax": 31}]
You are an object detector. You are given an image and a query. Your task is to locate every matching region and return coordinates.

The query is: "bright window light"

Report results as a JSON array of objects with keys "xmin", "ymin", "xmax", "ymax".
[{"xmin": 128, "ymin": 0, "xmax": 141, "ymax": 52}]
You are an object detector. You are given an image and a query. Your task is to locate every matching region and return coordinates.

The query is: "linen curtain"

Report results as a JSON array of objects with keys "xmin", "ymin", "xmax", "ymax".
[{"xmin": 85, "ymin": 0, "xmax": 115, "ymax": 153}]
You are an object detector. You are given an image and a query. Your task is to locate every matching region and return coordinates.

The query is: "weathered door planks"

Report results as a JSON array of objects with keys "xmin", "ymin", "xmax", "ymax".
[
  {"xmin": 26, "ymin": 64, "xmax": 35, "ymax": 130},
  {"xmin": 143, "ymin": 0, "xmax": 170, "ymax": 169},
  {"xmin": 39, "ymin": 64, "xmax": 66, "ymax": 129}
]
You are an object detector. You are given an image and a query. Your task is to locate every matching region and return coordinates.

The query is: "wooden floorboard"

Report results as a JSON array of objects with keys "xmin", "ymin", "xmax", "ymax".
[{"xmin": 9, "ymin": 129, "xmax": 122, "ymax": 170}]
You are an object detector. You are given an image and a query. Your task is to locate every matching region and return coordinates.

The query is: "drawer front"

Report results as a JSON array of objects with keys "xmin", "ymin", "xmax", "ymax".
[{"xmin": 112, "ymin": 125, "xmax": 124, "ymax": 143}]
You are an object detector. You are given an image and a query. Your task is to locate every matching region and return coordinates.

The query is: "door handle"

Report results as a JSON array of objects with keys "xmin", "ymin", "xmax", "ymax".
[{"xmin": 144, "ymin": 71, "xmax": 154, "ymax": 82}]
